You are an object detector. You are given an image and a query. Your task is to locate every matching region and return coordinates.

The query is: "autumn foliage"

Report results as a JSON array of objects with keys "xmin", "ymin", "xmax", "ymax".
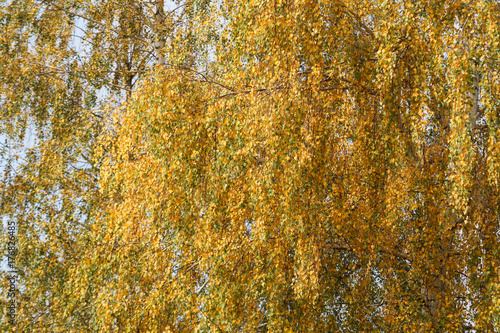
[{"xmin": 1, "ymin": 0, "xmax": 500, "ymax": 332}]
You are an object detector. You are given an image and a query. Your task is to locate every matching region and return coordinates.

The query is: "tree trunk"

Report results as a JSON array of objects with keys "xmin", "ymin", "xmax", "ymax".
[{"xmin": 155, "ymin": 0, "xmax": 166, "ymax": 66}]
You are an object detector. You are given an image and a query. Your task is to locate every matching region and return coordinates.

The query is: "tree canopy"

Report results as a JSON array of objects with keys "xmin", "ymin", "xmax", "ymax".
[{"xmin": 1, "ymin": 0, "xmax": 500, "ymax": 332}]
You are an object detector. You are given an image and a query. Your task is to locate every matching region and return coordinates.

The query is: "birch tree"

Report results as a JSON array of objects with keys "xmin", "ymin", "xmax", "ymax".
[
  {"xmin": 0, "ymin": 0, "xmax": 197, "ymax": 331},
  {"xmin": 2, "ymin": 0, "xmax": 500, "ymax": 332}
]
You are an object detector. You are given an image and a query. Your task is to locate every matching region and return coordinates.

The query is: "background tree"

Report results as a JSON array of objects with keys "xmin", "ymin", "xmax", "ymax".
[{"xmin": 0, "ymin": 0, "xmax": 203, "ymax": 331}]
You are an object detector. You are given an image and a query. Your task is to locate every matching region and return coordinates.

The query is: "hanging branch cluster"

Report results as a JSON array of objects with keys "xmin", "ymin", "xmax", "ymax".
[{"xmin": 1, "ymin": 0, "xmax": 500, "ymax": 332}]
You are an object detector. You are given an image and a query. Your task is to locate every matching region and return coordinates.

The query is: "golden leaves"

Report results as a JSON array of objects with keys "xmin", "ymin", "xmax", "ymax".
[{"xmin": 2, "ymin": 0, "xmax": 500, "ymax": 332}]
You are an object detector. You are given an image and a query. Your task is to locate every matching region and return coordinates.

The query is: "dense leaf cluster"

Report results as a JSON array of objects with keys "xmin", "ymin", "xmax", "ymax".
[{"xmin": 1, "ymin": 0, "xmax": 499, "ymax": 332}]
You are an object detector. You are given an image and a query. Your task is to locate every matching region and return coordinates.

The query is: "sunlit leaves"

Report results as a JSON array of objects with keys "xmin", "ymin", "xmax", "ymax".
[{"xmin": 2, "ymin": 0, "xmax": 500, "ymax": 331}]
